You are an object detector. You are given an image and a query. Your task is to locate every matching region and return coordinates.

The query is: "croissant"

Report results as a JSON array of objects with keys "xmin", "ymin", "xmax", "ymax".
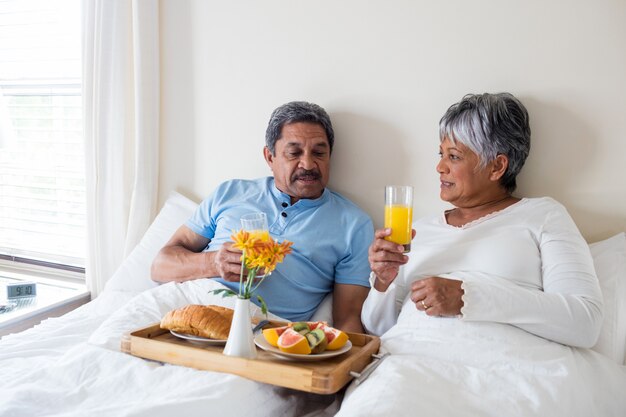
[{"xmin": 160, "ymin": 304, "xmax": 234, "ymax": 340}]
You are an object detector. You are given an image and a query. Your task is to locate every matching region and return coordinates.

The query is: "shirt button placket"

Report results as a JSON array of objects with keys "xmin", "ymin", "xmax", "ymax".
[{"xmin": 272, "ymin": 202, "xmax": 290, "ymax": 235}]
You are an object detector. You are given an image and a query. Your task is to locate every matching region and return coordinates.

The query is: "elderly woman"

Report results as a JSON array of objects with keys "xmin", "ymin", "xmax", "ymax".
[
  {"xmin": 335, "ymin": 93, "xmax": 626, "ymax": 417},
  {"xmin": 363, "ymin": 92, "xmax": 603, "ymax": 347}
]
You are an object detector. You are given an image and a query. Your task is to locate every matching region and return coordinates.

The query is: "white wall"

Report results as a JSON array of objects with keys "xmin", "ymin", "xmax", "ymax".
[{"xmin": 159, "ymin": 0, "xmax": 626, "ymax": 242}]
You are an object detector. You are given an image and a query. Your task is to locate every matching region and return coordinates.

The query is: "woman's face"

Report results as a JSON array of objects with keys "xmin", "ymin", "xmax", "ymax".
[{"xmin": 437, "ymin": 137, "xmax": 499, "ymax": 207}]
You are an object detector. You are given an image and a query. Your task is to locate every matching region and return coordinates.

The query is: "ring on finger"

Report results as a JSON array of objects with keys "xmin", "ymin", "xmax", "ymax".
[{"xmin": 421, "ymin": 300, "xmax": 430, "ymax": 310}]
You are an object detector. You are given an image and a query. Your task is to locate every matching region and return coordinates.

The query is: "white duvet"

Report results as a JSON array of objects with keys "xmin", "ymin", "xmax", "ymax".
[
  {"xmin": 0, "ymin": 280, "xmax": 339, "ymax": 417},
  {"xmin": 3, "ymin": 279, "xmax": 626, "ymax": 417},
  {"xmin": 336, "ymin": 300, "xmax": 626, "ymax": 417}
]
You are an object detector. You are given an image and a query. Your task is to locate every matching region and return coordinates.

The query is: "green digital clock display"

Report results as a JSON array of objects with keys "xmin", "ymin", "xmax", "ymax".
[{"xmin": 6, "ymin": 282, "xmax": 37, "ymax": 299}]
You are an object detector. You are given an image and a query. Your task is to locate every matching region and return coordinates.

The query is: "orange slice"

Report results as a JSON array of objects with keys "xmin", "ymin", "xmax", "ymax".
[
  {"xmin": 315, "ymin": 323, "xmax": 349, "ymax": 350},
  {"xmin": 277, "ymin": 328, "xmax": 311, "ymax": 355},
  {"xmin": 262, "ymin": 325, "xmax": 288, "ymax": 347}
]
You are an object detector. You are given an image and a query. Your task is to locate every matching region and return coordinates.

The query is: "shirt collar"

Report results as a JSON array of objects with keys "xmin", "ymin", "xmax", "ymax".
[{"xmin": 269, "ymin": 177, "xmax": 330, "ymax": 208}]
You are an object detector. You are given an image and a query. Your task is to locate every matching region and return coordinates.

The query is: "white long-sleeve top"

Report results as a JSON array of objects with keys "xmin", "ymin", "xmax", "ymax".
[{"xmin": 362, "ymin": 197, "xmax": 604, "ymax": 348}]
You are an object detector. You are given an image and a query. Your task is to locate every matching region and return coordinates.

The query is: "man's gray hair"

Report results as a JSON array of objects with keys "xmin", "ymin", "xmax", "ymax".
[
  {"xmin": 439, "ymin": 92, "xmax": 531, "ymax": 193},
  {"xmin": 265, "ymin": 101, "xmax": 334, "ymax": 155}
]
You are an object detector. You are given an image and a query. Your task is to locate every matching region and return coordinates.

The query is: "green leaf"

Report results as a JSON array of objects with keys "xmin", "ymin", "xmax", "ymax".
[
  {"xmin": 256, "ymin": 294, "xmax": 268, "ymax": 317},
  {"xmin": 211, "ymin": 289, "xmax": 236, "ymax": 298}
]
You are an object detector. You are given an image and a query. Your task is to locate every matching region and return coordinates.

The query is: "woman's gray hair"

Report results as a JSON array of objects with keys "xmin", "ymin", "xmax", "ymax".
[
  {"xmin": 265, "ymin": 101, "xmax": 334, "ymax": 155},
  {"xmin": 439, "ymin": 93, "xmax": 531, "ymax": 193}
]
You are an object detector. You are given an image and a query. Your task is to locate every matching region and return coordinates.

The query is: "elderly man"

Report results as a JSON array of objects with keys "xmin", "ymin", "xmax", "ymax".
[{"xmin": 151, "ymin": 101, "xmax": 373, "ymax": 332}]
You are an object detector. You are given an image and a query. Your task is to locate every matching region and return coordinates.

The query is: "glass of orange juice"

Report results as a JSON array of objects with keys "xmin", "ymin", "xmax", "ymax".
[
  {"xmin": 384, "ymin": 185, "xmax": 413, "ymax": 253},
  {"xmin": 240, "ymin": 212, "xmax": 270, "ymax": 242}
]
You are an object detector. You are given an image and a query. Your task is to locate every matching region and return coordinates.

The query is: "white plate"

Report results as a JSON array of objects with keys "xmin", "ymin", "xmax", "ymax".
[
  {"xmin": 254, "ymin": 333, "xmax": 352, "ymax": 361},
  {"xmin": 170, "ymin": 330, "xmax": 227, "ymax": 346}
]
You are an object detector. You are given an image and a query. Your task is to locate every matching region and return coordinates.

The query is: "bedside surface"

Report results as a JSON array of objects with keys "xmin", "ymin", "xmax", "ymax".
[{"xmin": 0, "ymin": 275, "xmax": 90, "ymax": 337}]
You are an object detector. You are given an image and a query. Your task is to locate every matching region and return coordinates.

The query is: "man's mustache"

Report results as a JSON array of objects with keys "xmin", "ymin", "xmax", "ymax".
[{"xmin": 292, "ymin": 169, "xmax": 321, "ymax": 181}]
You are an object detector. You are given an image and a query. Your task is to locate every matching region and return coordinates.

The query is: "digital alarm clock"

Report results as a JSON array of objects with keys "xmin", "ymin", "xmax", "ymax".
[{"xmin": 6, "ymin": 281, "xmax": 37, "ymax": 299}]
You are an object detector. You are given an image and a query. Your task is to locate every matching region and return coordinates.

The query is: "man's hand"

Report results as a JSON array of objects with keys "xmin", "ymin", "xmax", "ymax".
[
  {"xmin": 152, "ymin": 225, "xmax": 243, "ymax": 283},
  {"xmin": 212, "ymin": 242, "xmax": 244, "ymax": 282},
  {"xmin": 368, "ymin": 228, "xmax": 414, "ymax": 292},
  {"xmin": 409, "ymin": 277, "xmax": 464, "ymax": 317}
]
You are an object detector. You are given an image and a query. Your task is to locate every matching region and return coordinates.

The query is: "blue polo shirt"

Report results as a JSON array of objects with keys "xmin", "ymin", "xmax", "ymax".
[{"xmin": 185, "ymin": 177, "xmax": 374, "ymax": 321}]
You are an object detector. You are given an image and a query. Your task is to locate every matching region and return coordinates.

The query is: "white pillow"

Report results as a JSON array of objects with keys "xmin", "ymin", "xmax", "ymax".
[
  {"xmin": 589, "ymin": 232, "xmax": 626, "ymax": 365},
  {"xmin": 310, "ymin": 293, "xmax": 333, "ymax": 325},
  {"xmin": 104, "ymin": 191, "xmax": 198, "ymax": 293}
]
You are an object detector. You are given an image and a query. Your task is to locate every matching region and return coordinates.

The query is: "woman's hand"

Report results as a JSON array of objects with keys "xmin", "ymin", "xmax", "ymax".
[
  {"xmin": 409, "ymin": 277, "xmax": 464, "ymax": 316},
  {"xmin": 368, "ymin": 228, "xmax": 414, "ymax": 292}
]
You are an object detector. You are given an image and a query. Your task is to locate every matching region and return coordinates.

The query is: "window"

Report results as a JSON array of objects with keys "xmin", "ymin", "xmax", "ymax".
[{"xmin": 0, "ymin": 0, "xmax": 84, "ymax": 272}]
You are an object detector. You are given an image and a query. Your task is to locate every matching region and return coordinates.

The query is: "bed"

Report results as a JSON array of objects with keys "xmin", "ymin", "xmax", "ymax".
[{"xmin": 1, "ymin": 192, "xmax": 625, "ymax": 417}]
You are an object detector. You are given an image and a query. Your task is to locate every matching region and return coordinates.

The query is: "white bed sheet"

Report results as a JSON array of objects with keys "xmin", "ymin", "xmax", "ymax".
[
  {"xmin": 336, "ymin": 301, "xmax": 626, "ymax": 417},
  {"xmin": 0, "ymin": 281, "xmax": 339, "ymax": 417},
  {"xmin": 2, "ymin": 281, "xmax": 626, "ymax": 417}
]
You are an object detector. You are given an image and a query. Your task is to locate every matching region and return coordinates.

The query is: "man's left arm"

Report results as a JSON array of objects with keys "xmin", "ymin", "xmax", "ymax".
[
  {"xmin": 331, "ymin": 212, "xmax": 374, "ymax": 333},
  {"xmin": 332, "ymin": 283, "xmax": 370, "ymax": 333}
]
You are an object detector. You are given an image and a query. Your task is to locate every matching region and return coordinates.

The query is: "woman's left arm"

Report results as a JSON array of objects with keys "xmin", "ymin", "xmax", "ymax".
[
  {"xmin": 529, "ymin": 206, "xmax": 603, "ymax": 346},
  {"xmin": 460, "ymin": 204, "xmax": 603, "ymax": 348}
]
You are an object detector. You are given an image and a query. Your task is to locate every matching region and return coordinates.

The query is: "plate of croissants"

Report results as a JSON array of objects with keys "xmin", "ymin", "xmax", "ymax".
[
  {"xmin": 168, "ymin": 330, "xmax": 227, "ymax": 346},
  {"xmin": 160, "ymin": 304, "xmax": 234, "ymax": 346}
]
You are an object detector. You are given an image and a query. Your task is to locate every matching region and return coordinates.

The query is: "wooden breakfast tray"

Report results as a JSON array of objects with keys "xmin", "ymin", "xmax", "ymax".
[{"xmin": 121, "ymin": 322, "xmax": 381, "ymax": 394}]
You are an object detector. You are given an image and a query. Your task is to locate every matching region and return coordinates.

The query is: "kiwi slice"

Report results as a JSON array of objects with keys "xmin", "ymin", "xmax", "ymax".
[
  {"xmin": 305, "ymin": 329, "xmax": 328, "ymax": 353},
  {"xmin": 291, "ymin": 322, "xmax": 310, "ymax": 335}
]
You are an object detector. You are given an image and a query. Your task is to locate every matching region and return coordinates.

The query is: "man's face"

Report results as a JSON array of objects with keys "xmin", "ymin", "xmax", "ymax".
[{"xmin": 264, "ymin": 122, "xmax": 331, "ymax": 204}]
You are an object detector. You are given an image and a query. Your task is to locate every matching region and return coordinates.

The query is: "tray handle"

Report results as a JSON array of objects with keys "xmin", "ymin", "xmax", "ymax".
[{"xmin": 349, "ymin": 352, "xmax": 389, "ymax": 385}]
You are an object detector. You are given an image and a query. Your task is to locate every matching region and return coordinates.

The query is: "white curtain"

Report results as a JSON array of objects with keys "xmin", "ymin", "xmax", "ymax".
[
  {"xmin": 83, "ymin": 0, "xmax": 160, "ymax": 296},
  {"xmin": 0, "ymin": 86, "xmax": 14, "ymax": 149}
]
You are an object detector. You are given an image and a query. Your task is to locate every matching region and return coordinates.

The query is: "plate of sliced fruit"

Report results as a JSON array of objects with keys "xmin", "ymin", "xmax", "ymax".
[{"xmin": 254, "ymin": 321, "xmax": 352, "ymax": 361}]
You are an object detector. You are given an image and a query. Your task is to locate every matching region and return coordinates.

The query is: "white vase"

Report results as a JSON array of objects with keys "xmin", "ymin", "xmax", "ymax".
[{"xmin": 223, "ymin": 297, "xmax": 257, "ymax": 359}]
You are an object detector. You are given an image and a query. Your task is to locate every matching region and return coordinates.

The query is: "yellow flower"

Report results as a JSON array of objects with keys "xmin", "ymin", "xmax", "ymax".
[
  {"xmin": 246, "ymin": 246, "xmax": 274, "ymax": 275},
  {"xmin": 247, "ymin": 240, "xmax": 294, "ymax": 274},
  {"xmin": 212, "ymin": 227, "xmax": 294, "ymax": 315},
  {"xmin": 275, "ymin": 240, "xmax": 293, "ymax": 262},
  {"xmin": 231, "ymin": 230, "xmax": 258, "ymax": 252}
]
